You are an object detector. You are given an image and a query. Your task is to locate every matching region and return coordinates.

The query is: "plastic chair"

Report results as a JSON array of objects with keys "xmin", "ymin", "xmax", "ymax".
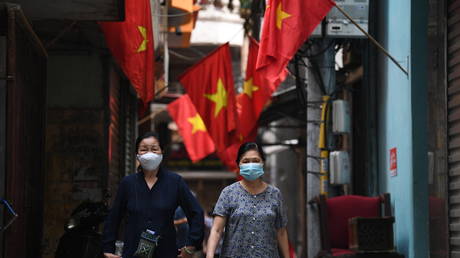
[{"xmin": 313, "ymin": 193, "xmax": 403, "ymax": 258}]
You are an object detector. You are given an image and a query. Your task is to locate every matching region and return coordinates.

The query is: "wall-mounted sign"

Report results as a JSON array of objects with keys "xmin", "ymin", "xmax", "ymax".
[{"xmin": 390, "ymin": 147, "xmax": 397, "ymax": 177}]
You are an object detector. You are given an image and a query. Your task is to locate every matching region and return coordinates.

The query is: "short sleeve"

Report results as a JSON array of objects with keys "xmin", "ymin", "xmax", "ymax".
[
  {"xmin": 213, "ymin": 187, "xmax": 231, "ymax": 217},
  {"xmin": 275, "ymin": 190, "xmax": 288, "ymax": 229},
  {"xmin": 174, "ymin": 207, "xmax": 186, "ymax": 220}
]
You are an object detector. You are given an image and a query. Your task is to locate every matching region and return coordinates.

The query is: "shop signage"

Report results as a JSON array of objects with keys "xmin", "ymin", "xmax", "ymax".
[{"xmin": 390, "ymin": 147, "xmax": 397, "ymax": 177}]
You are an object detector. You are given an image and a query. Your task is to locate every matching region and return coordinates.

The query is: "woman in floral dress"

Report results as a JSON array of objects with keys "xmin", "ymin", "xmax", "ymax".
[{"xmin": 206, "ymin": 142, "xmax": 290, "ymax": 258}]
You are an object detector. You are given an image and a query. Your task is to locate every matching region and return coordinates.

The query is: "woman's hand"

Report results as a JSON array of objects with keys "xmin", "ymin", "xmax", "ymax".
[
  {"xmin": 103, "ymin": 253, "xmax": 121, "ymax": 258},
  {"xmin": 177, "ymin": 246, "xmax": 195, "ymax": 258}
]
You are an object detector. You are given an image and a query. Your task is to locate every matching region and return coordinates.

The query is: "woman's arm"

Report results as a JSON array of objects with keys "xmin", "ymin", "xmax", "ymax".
[
  {"xmin": 178, "ymin": 177, "xmax": 204, "ymax": 250},
  {"xmin": 206, "ymin": 216, "xmax": 226, "ymax": 258},
  {"xmin": 277, "ymin": 227, "xmax": 290, "ymax": 258}
]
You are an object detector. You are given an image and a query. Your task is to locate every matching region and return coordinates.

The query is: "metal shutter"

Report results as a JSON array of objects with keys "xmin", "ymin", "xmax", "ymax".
[
  {"xmin": 108, "ymin": 66, "xmax": 122, "ymax": 200},
  {"xmin": 121, "ymin": 82, "xmax": 137, "ymax": 176},
  {"xmin": 448, "ymin": 0, "xmax": 460, "ymax": 256}
]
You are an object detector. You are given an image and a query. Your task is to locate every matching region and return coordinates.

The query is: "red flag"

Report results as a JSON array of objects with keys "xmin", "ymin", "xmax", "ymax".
[
  {"xmin": 179, "ymin": 43, "xmax": 237, "ymax": 152},
  {"xmin": 238, "ymin": 38, "xmax": 278, "ymax": 138},
  {"xmin": 167, "ymin": 95, "xmax": 216, "ymax": 162},
  {"xmin": 99, "ymin": 0, "xmax": 155, "ymax": 106},
  {"xmin": 216, "ymin": 144, "xmax": 239, "ymax": 172},
  {"xmin": 256, "ymin": 0, "xmax": 335, "ymax": 84},
  {"xmin": 216, "ymin": 126, "xmax": 257, "ymax": 172}
]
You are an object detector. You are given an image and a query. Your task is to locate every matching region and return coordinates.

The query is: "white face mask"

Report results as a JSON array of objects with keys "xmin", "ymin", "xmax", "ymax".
[{"xmin": 137, "ymin": 152, "xmax": 163, "ymax": 171}]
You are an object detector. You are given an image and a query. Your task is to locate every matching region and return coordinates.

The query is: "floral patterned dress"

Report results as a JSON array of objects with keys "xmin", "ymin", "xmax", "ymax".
[{"xmin": 213, "ymin": 182, "xmax": 288, "ymax": 258}]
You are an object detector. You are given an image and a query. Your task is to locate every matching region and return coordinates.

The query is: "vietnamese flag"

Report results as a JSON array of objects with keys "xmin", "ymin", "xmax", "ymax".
[
  {"xmin": 216, "ymin": 126, "xmax": 257, "ymax": 172},
  {"xmin": 238, "ymin": 37, "xmax": 278, "ymax": 138},
  {"xmin": 179, "ymin": 43, "xmax": 237, "ymax": 152},
  {"xmin": 99, "ymin": 0, "xmax": 155, "ymax": 106},
  {"xmin": 167, "ymin": 95, "xmax": 215, "ymax": 162},
  {"xmin": 217, "ymin": 144, "xmax": 239, "ymax": 172},
  {"xmin": 256, "ymin": 0, "xmax": 335, "ymax": 84}
]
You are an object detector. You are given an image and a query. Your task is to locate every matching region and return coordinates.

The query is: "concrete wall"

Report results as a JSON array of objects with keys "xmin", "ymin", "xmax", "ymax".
[
  {"xmin": 376, "ymin": 1, "xmax": 429, "ymax": 257},
  {"xmin": 42, "ymin": 53, "xmax": 108, "ymax": 258},
  {"xmin": 47, "ymin": 55, "xmax": 104, "ymax": 108},
  {"xmin": 263, "ymin": 118, "xmax": 306, "ymax": 255},
  {"xmin": 306, "ymin": 41, "xmax": 336, "ymax": 258}
]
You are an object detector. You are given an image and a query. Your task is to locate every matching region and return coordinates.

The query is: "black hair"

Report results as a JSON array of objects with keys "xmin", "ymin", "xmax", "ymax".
[
  {"xmin": 135, "ymin": 131, "xmax": 161, "ymax": 153},
  {"xmin": 236, "ymin": 142, "xmax": 266, "ymax": 165}
]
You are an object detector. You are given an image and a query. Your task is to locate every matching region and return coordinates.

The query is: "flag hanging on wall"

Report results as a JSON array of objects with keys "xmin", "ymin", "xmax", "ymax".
[
  {"xmin": 179, "ymin": 43, "xmax": 238, "ymax": 152},
  {"xmin": 167, "ymin": 94, "xmax": 216, "ymax": 162},
  {"xmin": 256, "ymin": 0, "xmax": 335, "ymax": 84},
  {"xmin": 99, "ymin": 0, "xmax": 155, "ymax": 106}
]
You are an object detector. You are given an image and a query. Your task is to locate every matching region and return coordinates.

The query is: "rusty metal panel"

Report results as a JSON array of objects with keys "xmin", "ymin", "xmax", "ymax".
[
  {"xmin": 0, "ymin": 35, "xmax": 6, "ymax": 258},
  {"xmin": 107, "ymin": 66, "xmax": 137, "ymax": 201},
  {"xmin": 6, "ymin": 0, "xmax": 124, "ymax": 21},
  {"xmin": 122, "ymin": 83, "xmax": 137, "ymax": 177},
  {"xmin": 3, "ymin": 3, "xmax": 47, "ymax": 258},
  {"xmin": 107, "ymin": 65, "xmax": 122, "ymax": 201},
  {"xmin": 449, "ymin": 0, "xmax": 460, "ymax": 255}
]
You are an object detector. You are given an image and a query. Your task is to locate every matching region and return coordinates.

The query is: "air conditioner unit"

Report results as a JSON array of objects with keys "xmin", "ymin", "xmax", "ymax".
[
  {"xmin": 310, "ymin": 23, "xmax": 322, "ymax": 38},
  {"xmin": 330, "ymin": 151, "xmax": 351, "ymax": 185},
  {"xmin": 332, "ymin": 100, "xmax": 351, "ymax": 134}
]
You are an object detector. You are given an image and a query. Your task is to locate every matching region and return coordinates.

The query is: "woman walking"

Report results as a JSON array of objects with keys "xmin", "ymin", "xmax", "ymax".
[
  {"xmin": 103, "ymin": 132, "xmax": 204, "ymax": 258},
  {"xmin": 206, "ymin": 142, "xmax": 290, "ymax": 258}
]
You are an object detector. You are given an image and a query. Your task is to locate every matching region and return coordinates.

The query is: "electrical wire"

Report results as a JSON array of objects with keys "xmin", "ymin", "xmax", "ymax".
[
  {"xmin": 309, "ymin": 58, "xmax": 327, "ymax": 95},
  {"xmin": 298, "ymin": 40, "xmax": 335, "ymax": 58},
  {"xmin": 152, "ymin": 12, "xmax": 193, "ymax": 17},
  {"xmin": 294, "ymin": 55, "xmax": 308, "ymax": 109},
  {"xmin": 169, "ymin": 50, "xmax": 199, "ymax": 61},
  {"xmin": 169, "ymin": 26, "xmax": 243, "ymax": 62},
  {"xmin": 188, "ymin": 47, "xmax": 207, "ymax": 57},
  {"xmin": 227, "ymin": 27, "xmax": 244, "ymax": 43}
]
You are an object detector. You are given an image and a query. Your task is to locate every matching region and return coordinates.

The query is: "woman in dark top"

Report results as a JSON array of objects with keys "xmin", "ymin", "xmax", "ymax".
[{"xmin": 103, "ymin": 132, "xmax": 204, "ymax": 258}]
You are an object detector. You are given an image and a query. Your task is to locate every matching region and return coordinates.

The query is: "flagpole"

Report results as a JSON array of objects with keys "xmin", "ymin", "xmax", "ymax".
[{"xmin": 333, "ymin": 4, "xmax": 409, "ymax": 76}]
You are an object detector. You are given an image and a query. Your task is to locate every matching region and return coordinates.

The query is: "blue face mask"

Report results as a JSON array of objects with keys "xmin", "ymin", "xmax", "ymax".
[{"xmin": 239, "ymin": 163, "xmax": 264, "ymax": 181}]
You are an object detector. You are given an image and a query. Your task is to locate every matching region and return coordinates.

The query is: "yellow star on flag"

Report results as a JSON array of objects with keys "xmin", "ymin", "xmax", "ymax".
[
  {"xmin": 204, "ymin": 78, "xmax": 228, "ymax": 117},
  {"xmin": 137, "ymin": 26, "xmax": 149, "ymax": 52},
  {"xmin": 188, "ymin": 114, "xmax": 207, "ymax": 134},
  {"xmin": 276, "ymin": 2, "xmax": 291, "ymax": 30},
  {"xmin": 243, "ymin": 78, "xmax": 259, "ymax": 98}
]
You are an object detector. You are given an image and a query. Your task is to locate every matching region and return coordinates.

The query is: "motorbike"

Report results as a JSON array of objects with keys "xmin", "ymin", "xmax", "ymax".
[{"xmin": 55, "ymin": 199, "xmax": 108, "ymax": 258}]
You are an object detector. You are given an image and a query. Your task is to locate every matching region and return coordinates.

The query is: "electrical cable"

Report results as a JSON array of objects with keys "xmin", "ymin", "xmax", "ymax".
[
  {"xmin": 169, "ymin": 27, "xmax": 243, "ymax": 62},
  {"xmin": 152, "ymin": 12, "xmax": 193, "ymax": 17},
  {"xmin": 298, "ymin": 40, "xmax": 335, "ymax": 58},
  {"xmin": 294, "ymin": 55, "xmax": 309, "ymax": 109},
  {"xmin": 169, "ymin": 50, "xmax": 199, "ymax": 61},
  {"xmin": 188, "ymin": 47, "xmax": 207, "ymax": 57},
  {"xmin": 309, "ymin": 58, "xmax": 327, "ymax": 95},
  {"xmin": 227, "ymin": 27, "xmax": 244, "ymax": 43}
]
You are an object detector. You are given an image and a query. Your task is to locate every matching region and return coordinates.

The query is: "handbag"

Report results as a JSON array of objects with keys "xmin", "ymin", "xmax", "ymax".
[{"xmin": 133, "ymin": 229, "xmax": 160, "ymax": 258}]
